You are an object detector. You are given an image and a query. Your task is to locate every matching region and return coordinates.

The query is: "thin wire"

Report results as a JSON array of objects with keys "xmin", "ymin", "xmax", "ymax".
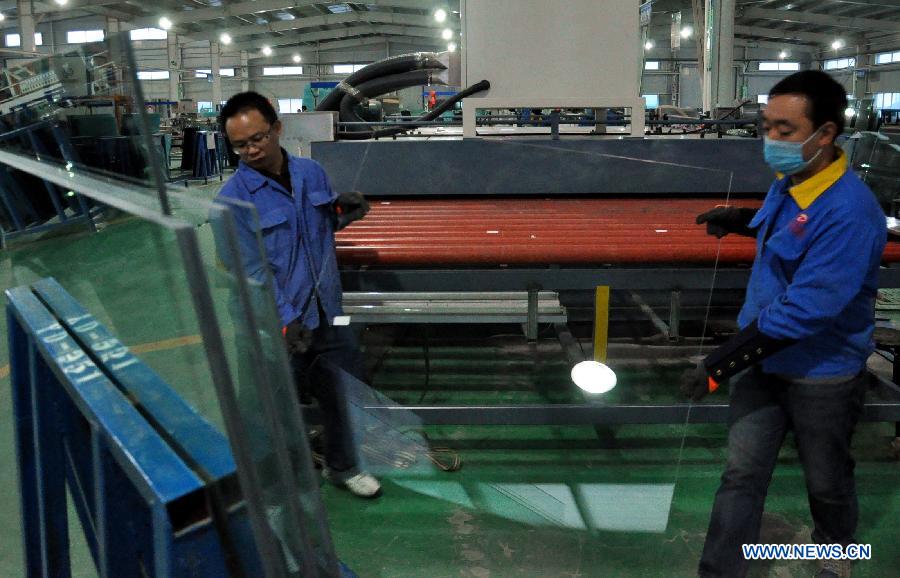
[{"xmin": 671, "ymin": 171, "xmax": 735, "ymax": 487}]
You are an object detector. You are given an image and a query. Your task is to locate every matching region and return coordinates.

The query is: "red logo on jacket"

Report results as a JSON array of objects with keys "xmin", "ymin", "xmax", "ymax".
[{"xmin": 789, "ymin": 213, "xmax": 808, "ymax": 236}]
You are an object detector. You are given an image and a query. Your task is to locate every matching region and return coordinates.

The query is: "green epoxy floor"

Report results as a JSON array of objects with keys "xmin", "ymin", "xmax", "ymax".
[{"xmin": 0, "ymin": 216, "xmax": 898, "ymax": 578}]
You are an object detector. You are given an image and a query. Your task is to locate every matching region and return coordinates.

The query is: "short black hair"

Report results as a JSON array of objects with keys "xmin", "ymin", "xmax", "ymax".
[
  {"xmin": 768, "ymin": 70, "xmax": 848, "ymax": 136},
  {"xmin": 219, "ymin": 91, "xmax": 278, "ymax": 132}
]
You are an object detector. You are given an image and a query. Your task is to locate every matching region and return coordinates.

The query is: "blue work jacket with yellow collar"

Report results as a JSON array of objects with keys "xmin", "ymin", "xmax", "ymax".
[
  {"xmin": 216, "ymin": 154, "xmax": 341, "ymax": 329},
  {"xmin": 738, "ymin": 150, "xmax": 887, "ymax": 378}
]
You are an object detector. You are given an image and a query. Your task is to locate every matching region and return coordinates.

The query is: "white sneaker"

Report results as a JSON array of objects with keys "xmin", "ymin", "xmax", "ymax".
[{"xmin": 324, "ymin": 469, "xmax": 382, "ymax": 499}]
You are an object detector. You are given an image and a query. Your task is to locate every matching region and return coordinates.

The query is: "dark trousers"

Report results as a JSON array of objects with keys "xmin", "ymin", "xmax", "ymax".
[
  {"xmin": 291, "ymin": 323, "xmax": 366, "ymax": 473},
  {"xmin": 698, "ymin": 368, "xmax": 868, "ymax": 578}
]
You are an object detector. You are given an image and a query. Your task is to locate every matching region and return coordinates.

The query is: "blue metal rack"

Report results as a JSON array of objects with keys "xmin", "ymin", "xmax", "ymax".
[
  {"xmin": 8, "ymin": 277, "xmax": 264, "ymax": 577},
  {"xmin": 0, "ymin": 121, "xmax": 97, "ymax": 248}
]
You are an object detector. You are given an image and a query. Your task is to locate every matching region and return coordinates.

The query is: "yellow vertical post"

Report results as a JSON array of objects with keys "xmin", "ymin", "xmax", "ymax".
[{"xmin": 593, "ymin": 286, "xmax": 610, "ymax": 362}]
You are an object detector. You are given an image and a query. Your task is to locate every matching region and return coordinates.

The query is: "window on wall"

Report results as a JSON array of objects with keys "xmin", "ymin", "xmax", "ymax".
[
  {"xmin": 5, "ymin": 33, "xmax": 42, "ymax": 47},
  {"xmin": 195, "ymin": 68, "xmax": 236, "ymax": 78},
  {"xmin": 875, "ymin": 51, "xmax": 900, "ymax": 65},
  {"xmin": 644, "ymin": 61, "xmax": 660, "ymax": 71},
  {"xmin": 130, "ymin": 28, "xmax": 167, "ymax": 40},
  {"xmin": 197, "ymin": 101, "xmax": 214, "ymax": 113},
  {"xmin": 67, "ymin": 30, "xmax": 105, "ymax": 44},
  {"xmin": 136, "ymin": 70, "xmax": 170, "ymax": 80},
  {"xmin": 277, "ymin": 98, "xmax": 303, "ymax": 113},
  {"xmin": 759, "ymin": 61, "xmax": 799, "ymax": 71},
  {"xmin": 874, "ymin": 93, "xmax": 900, "ymax": 110},
  {"xmin": 757, "ymin": 95, "xmax": 769, "ymax": 104},
  {"xmin": 824, "ymin": 58, "xmax": 855, "ymax": 70},
  {"xmin": 333, "ymin": 64, "xmax": 367, "ymax": 74},
  {"xmin": 642, "ymin": 94, "xmax": 660, "ymax": 109},
  {"xmin": 263, "ymin": 66, "xmax": 304, "ymax": 76}
]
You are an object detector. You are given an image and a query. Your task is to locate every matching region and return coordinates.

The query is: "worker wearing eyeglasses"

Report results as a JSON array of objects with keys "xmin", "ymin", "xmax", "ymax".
[{"xmin": 216, "ymin": 91, "xmax": 379, "ymax": 499}]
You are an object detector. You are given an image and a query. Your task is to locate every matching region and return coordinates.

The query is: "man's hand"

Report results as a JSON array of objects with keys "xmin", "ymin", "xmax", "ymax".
[
  {"xmin": 680, "ymin": 359, "xmax": 720, "ymax": 402},
  {"xmin": 334, "ymin": 191, "xmax": 370, "ymax": 230},
  {"xmin": 695, "ymin": 207, "xmax": 757, "ymax": 238},
  {"xmin": 283, "ymin": 319, "xmax": 313, "ymax": 355}
]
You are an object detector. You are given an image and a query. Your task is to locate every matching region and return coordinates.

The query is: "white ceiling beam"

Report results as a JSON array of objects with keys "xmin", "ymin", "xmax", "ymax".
[
  {"xmin": 222, "ymin": 11, "xmax": 452, "ymax": 42},
  {"xmin": 733, "ymin": 38, "xmax": 816, "ymax": 53},
  {"xmin": 740, "ymin": 7, "xmax": 900, "ymax": 33},
  {"xmin": 244, "ymin": 24, "xmax": 445, "ymax": 58},
  {"xmin": 734, "ymin": 24, "xmax": 854, "ymax": 44}
]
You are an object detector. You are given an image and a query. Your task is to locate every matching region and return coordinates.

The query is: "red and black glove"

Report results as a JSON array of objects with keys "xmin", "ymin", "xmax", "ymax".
[
  {"xmin": 696, "ymin": 206, "xmax": 758, "ymax": 239},
  {"xmin": 680, "ymin": 320, "xmax": 794, "ymax": 401},
  {"xmin": 333, "ymin": 191, "xmax": 370, "ymax": 231},
  {"xmin": 283, "ymin": 319, "xmax": 313, "ymax": 355}
]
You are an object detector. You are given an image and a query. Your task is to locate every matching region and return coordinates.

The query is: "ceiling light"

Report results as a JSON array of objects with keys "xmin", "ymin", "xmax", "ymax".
[
  {"xmin": 54, "ymin": 0, "xmax": 68, "ymax": 5},
  {"xmin": 158, "ymin": 16, "xmax": 173, "ymax": 30},
  {"xmin": 262, "ymin": 45, "xmax": 272, "ymax": 56},
  {"xmin": 0, "ymin": 12, "xmax": 5, "ymax": 21},
  {"xmin": 292, "ymin": 53, "xmax": 301, "ymax": 63},
  {"xmin": 778, "ymin": 50, "xmax": 788, "ymax": 59},
  {"xmin": 844, "ymin": 107, "xmax": 856, "ymax": 118},
  {"xmin": 571, "ymin": 361, "xmax": 617, "ymax": 394},
  {"xmin": 447, "ymin": 41, "xmax": 457, "ymax": 53},
  {"xmin": 644, "ymin": 40, "xmax": 654, "ymax": 51},
  {"xmin": 831, "ymin": 39, "xmax": 844, "ymax": 50},
  {"xmin": 680, "ymin": 26, "xmax": 693, "ymax": 39},
  {"xmin": 219, "ymin": 32, "xmax": 232, "ymax": 45},
  {"xmin": 441, "ymin": 28, "xmax": 453, "ymax": 40},
  {"xmin": 434, "ymin": 8, "xmax": 447, "ymax": 23}
]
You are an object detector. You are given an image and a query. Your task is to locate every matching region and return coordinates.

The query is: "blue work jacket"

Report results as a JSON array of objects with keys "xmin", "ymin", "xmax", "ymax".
[
  {"xmin": 216, "ymin": 154, "xmax": 341, "ymax": 329},
  {"xmin": 738, "ymin": 152, "xmax": 887, "ymax": 378}
]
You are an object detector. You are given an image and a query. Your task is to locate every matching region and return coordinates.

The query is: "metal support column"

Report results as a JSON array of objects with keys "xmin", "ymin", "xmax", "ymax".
[
  {"xmin": 702, "ymin": 0, "xmax": 735, "ymax": 113},
  {"xmin": 211, "ymin": 42, "xmax": 223, "ymax": 111},
  {"xmin": 17, "ymin": 0, "xmax": 36, "ymax": 53},
  {"xmin": 240, "ymin": 51, "xmax": 250, "ymax": 92},
  {"xmin": 167, "ymin": 33, "xmax": 181, "ymax": 104}
]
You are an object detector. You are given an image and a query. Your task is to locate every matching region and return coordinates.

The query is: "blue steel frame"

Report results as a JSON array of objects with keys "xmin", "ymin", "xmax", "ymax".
[{"xmin": 8, "ymin": 278, "xmax": 264, "ymax": 577}]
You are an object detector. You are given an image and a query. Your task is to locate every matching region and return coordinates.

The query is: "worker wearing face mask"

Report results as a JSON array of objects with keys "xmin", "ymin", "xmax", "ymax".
[{"xmin": 684, "ymin": 71, "xmax": 886, "ymax": 578}]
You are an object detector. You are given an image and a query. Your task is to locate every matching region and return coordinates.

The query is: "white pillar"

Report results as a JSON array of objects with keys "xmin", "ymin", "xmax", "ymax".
[
  {"xmin": 702, "ymin": 0, "xmax": 735, "ymax": 113},
  {"xmin": 211, "ymin": 42, "xmax": 223, "ymax": 108},
  {"xmin": 17, "ymin": 0, "xmax": 36, "ymax": 53},
  {"xmin": 240, "ymin": 50, "xmax": 250, "ymax": 92},
  {"xmin": 167, "ymin": 33, "xmax": 181, "ymax": 103}
]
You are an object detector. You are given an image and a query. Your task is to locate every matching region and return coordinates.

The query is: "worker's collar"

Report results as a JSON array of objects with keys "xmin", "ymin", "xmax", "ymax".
[
  {"xmin": 237, "ymin": 148, "xmax": 291, "ymax": 195},
  {"xmin": 776, "ymin": 149, "xmax": 847, "ymax": 210}
]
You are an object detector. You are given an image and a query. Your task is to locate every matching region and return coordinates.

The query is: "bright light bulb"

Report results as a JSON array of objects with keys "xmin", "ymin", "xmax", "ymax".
[
  {"xmin": 262, "ymin": 45, "xmax": 272, "ymax": 56},
  {"xmin": 434, "ymin": 8, "xmax": 447, "ymax": 23},
  {"xmin": 571, "ymin": 361, "xmax": 617, "ymax": 394},
  {"xmin": 159, "ymin": 16, "xmax": 173, "ymax": 30},
  {"xmin": 0, "ymin": 12, "xmax": 5, "ymax": 21},
  {"xmin": 219, "ymin": 32, "xmax": 232, "ymax": 45},
  {"xmin": 831, "ymin": 39, "xmax": 844, "ymax": 50},
  {"xmin": 644, "ymin": 40, "xmax": 654, "ymax": 51},
  {"xmin": 844, "ymin": 107, "xmax": 855, "ymax": 118},
  {"xmin": 292, "ymin": 53, "xmax": 301, "ymax": 63},
  {"xmin": 54, "ymin": 0, "xmax": 68, "ymax": 5},
  {"xmin": 680, "ymin": 26, "xmax": 693, "ymax": 39},
  {"xmin": 442, "ymin": 28, "xmax": 453, "ymax": 40},
  {"xmin": 778, "ymin": 50, "xmax": 788, "ymax": 59},
  {"xmin": 447, "ymin": 41, "xmax": 457, "ymax": 53}
]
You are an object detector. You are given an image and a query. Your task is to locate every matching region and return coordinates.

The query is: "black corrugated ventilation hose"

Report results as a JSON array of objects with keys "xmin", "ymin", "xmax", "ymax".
[
  {"xmin": 335, "ymin": 79, "xmax": 491, "ymax": 140},
  {"xmin": 338, "ymin": 70, "xmax": 435, "ymax": 132},
  {"xmin": 315, "ymin": 52, "xmax": 446, "ymax": 113}
]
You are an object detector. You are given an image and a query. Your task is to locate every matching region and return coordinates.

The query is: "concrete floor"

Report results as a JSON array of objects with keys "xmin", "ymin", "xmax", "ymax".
[{"xmin": 0, "ymin": 203, "xmax": 898, "ymax": 577}]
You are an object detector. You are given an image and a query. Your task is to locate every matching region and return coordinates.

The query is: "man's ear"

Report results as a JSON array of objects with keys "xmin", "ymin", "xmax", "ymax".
[
  {"xmin": 273, "ymin": 119, "xmax": 283, "ymax": 137},
  {"xmin": 818, "ymin": 121, "xmax": 839, "ymax": 146}
]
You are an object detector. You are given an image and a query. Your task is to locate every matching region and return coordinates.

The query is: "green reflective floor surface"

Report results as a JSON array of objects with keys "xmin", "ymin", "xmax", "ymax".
[{"xmin": 0, "ymin": 214, "xmax": 898, "ymax": 578}]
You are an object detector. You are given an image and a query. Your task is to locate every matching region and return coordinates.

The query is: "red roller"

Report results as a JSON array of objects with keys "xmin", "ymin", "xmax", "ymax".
[{"xmin": 335, "ymin": 198, "xmax": 900, "ymax": 266}]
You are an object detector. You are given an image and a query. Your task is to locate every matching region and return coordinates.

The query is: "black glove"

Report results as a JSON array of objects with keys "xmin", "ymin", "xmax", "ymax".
[
  {"xmin": 283, "ymin": 319, "xmax": 313, "ymax": 356},
  {"xmin": 333, "ymin": 191, "xmax": 370, "ymax": 231},
  {"xmin": 695, "ymin": 207, "xmax": 758, "ymax": 238},
  {"xmin": 680, "ymin": 359, "xmax": 720, "ymax": 402}
]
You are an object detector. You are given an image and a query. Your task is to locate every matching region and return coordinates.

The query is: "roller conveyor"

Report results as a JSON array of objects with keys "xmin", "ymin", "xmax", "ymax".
[{"xmin": 336, "ymin": 198, "xmax": 900, "ymax": 266}]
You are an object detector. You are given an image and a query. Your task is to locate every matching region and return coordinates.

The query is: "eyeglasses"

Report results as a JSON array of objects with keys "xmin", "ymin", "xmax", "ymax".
[{"xmin": 230, "ymin": 127, "xmax": 273, "ymax": 152}]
